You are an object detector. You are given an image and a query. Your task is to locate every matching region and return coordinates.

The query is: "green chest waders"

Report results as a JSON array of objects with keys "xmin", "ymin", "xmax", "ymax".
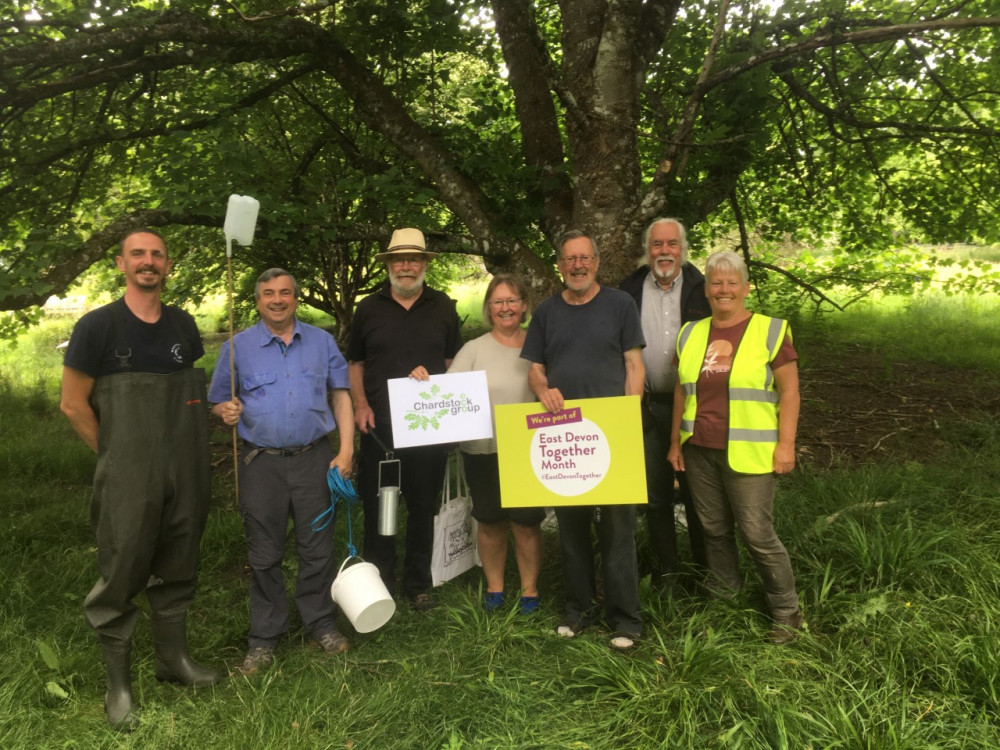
[{"xmin": 83, "ymin": 368, "xmax": 212, "ymax": 642}]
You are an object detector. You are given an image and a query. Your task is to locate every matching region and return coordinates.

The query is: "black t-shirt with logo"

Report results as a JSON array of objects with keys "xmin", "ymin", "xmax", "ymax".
[{"xmin": 64, "ymin": 298, "xmax": 204, "ymax": 378}]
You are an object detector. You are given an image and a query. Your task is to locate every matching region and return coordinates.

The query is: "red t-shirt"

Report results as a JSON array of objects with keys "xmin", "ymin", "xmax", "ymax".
[{"xmin": 674, "ymin": 316, "xmax": 796, "ymax": 449}]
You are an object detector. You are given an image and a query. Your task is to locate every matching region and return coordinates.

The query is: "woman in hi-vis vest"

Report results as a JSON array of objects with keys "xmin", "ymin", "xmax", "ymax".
[{"xmin": 667, "ymin": 250, "xmax": 803, "ymax": 644}]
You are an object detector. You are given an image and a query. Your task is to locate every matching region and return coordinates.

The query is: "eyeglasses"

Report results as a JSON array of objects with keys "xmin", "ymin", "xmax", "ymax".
[
  {"xmin": 489, "ymin": 298, "xmax": 522, "ymax": 308},
  {"xmin": 388, "ymin": 255, "xmax": 425, "ymax": 267},
  {"xmin": 560, "ymin": 255, "xmax": 595, "ymax": 266}
]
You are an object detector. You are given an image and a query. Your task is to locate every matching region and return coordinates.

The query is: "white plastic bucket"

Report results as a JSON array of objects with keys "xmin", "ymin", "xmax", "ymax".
[{"xmin": 330, "ymin": 556, "xmax": 396, "ymax": 633}]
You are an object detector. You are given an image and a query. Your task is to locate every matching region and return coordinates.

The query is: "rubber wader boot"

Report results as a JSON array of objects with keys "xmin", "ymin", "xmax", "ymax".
[
  {"xmin": 151, "ymin": 618, "xmax": 221, "ymax": 687},
  {"xmin": 101, "ymin": 643, "xmax": 138, "ymax": 730}
]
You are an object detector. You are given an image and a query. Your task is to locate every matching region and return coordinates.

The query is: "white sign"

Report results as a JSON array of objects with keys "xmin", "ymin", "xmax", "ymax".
[
  {"xmin": 387, "ymin": 371, "xmax": 493, "ymax": 448},
  {"xmin": 529, "ymin": 416, "xmax": 612, "ymax": 497}
]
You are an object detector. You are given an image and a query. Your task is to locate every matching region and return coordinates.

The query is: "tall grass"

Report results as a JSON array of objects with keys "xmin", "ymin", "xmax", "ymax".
[
  {"xmin": 3, "ymin": 296, "xmax": 1000, "ymax": 748},
  {"xmin": 799, "ymin": 293, "xmax": 1000, "ymax": 373}
]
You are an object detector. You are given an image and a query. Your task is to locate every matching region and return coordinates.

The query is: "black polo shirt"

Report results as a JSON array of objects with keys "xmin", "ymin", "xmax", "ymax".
[{"xmin": 347, "ymin": 283, "xmax": 461, "ymax": 426}]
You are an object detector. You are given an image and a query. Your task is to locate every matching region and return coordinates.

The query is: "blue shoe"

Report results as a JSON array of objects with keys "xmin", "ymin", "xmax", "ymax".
[
  {"xmin": 483, "ymin": 591, "xmax": 504, "ymax": 611},
  {"xmin": 519, "ymin": 596, "xmax": 540, "ymax": 615}
]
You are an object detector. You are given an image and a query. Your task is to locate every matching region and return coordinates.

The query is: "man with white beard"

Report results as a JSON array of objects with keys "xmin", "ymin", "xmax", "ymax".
[
  {"xmin": 619, "ymin": 218, "xmax": 710, "ymax": 586},
  {"xmin": 348, "ymin": 228, "xmax": 461, "ymax": 611}
]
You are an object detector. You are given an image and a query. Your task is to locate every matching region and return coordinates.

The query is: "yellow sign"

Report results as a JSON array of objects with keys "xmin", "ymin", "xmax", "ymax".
[{"xmin": 495, "ymin": 396, "xmax": 647, "ymax": 507}]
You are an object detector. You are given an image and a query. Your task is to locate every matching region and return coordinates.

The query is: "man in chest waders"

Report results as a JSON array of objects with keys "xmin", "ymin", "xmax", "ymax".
[{"xmin": 60, "ymin": 229, "xmax": 220, "ymax": 729}]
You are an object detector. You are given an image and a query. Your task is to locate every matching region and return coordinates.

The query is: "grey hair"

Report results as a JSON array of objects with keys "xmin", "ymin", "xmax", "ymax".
[
  {"xmin": 254, "ymin": 268, "xmax": 301, "ymax": 300},
  {"xmin": 643, "ymin": 218, "xmax": 688, "ymax": 263},
  {"xmin": 704, "ymin": 250, "xmax": 749, "ymax": 284},
  {"xmin": 555, "ymin": 229, "xmax": 599, "ymax": 260}
]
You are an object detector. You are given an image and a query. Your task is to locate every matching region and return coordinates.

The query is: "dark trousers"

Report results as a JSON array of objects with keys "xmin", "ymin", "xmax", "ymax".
[
  {"xmin": 555, "ymin": 505, "xmax": 642, "ymax": 637},
  {"xmin": 358, "ymin": 433, "xmax": 448, "ymax": 598},
  {"xmin": 239, "ymin": 441, "xmax": 338, "ymax": 648},
  {"xmin": 642, "ymin": 397, "xmax": 706, "ymax": 574},
  {"xmin": 84, "ymin": 370, "xmax": 211, "ymax": 646}
]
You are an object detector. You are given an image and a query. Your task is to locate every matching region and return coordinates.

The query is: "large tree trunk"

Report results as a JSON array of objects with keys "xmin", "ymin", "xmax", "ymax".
[{"xmin": 560, "ymin": 0, "xmax": 645, "ymax": 284}]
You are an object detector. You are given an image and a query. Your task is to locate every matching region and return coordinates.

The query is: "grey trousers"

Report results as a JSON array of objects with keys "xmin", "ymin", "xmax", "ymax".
[
  {"xmin": 683, "ymin": 444, "xmax": 799, "ymax": 619},
  {"xmin": 239, "ymin": 441, "xmax": 338, "ymax": 648}
]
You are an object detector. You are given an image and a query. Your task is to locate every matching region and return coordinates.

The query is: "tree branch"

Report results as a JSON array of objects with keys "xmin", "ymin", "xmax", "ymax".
[
  {"xmin": 634, "ymin": 0, "xmax": 730, "ymax": 223},
  {"xmin": 0, "ymin": 209, "xmax": 220, "ymax": 310},
  {"xmin": 490, "ymin": 0, "xmax": 574, "ymax": 237},
  {"xmin": 753, "ymin": 260, "xmax": 846, "ymax": 311},
  {"xmin": 701, "ymin": 16, "xmax": 1000, "ymax": 93}
]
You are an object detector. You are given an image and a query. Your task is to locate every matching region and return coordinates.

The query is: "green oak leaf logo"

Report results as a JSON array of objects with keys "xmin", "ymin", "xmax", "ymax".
[{"xmin": 406, "ymin": 383, "xmax": 454, "ymax": 430}]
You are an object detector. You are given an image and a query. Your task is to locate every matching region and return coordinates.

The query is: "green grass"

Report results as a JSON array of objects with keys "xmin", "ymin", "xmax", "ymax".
[
  {"xmin": 3, "ymin": 293, "xmax": 1000, "ymax": 747},
  {"xmin": 796, "ymin": 292, "xmax": 1000, "ymax": 373}
]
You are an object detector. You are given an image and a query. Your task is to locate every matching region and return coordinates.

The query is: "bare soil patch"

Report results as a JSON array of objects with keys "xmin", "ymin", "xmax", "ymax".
[{"xmin": 797, "ymin": 343, "xmax": 1000, "ymax": 469}]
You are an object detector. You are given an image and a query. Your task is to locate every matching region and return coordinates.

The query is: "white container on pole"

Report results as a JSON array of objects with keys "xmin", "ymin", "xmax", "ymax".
[{"xmin": 223, "ymin": 194, "xmax": 260, "ymax": 254}]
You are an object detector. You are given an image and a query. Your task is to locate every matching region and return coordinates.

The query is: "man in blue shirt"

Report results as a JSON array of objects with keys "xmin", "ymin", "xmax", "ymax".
[{"xmin": 209, "ymin": 268, "xmax": 354, "ymax": 675}]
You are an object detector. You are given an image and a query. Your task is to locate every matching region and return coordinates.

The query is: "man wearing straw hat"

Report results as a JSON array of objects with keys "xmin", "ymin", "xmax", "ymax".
[
  {"xmin": 208, "ymin": 268, "xmax": 355, "ymax": 675},
  {"xmin": 60, "ymin": 228, "xmax": 219, "ymax": 729},
  {"xmin": 348, "ymin": 228, "xmax": 461, "ymax": 611}
]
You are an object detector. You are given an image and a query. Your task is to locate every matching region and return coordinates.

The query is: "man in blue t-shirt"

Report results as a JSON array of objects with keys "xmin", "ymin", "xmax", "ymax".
[
  {"xmin": 521, "ymin": 230, "xmax": 646, "ymax": 651},
  {"xmin": 61, "ymin": 229, "xmax": 219, "ymax": 729},
  {"xmin": 209, "ymin": 268, "xmax": 355, "ymax": 676}
]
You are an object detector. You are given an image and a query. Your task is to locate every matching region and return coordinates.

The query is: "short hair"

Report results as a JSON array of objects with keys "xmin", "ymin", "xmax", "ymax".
[
  {"xmin": 555, "ymin": 230, "xmax": 600, "ymax": 260},
  {"xmin": 643, "ymin": 217, "xmax": 688, "ymax": 263},
  {"xmin": 254, "ymin": 268, "xmax": 301, "ymax": 300},
  {"xmin": 704, "ymin": 250, "xmax": 749, "ymax": 284},
  {"xmin": 482, "ymin": 273, "xmax": 532, "ymax": 326},
  {"xmin": 118, "ymin": 227, "xmax": 166, "ymax": 255}
]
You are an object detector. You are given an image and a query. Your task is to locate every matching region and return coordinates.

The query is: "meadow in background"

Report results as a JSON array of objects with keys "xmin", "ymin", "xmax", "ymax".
[{"xmin": 1, "ymin": 280, "xmax": 999, "ymax": 748}]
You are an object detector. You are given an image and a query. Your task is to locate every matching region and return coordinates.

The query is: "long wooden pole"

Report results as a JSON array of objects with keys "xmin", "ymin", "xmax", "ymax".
[{"xmin": 226, "ymin": 243, "xmax": 239, "ymax": 504}]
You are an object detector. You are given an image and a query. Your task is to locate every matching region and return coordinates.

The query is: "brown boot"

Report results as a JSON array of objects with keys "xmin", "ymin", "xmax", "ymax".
[{"xmin": 768, "ymin": 609, "xmax": 804, "ymax": 645}]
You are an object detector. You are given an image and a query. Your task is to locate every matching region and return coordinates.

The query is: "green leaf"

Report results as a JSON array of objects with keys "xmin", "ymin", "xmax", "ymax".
[
  {"xmin": 45, "ymin": 681, "xmax": 69, "ymax": 700},
  {"xmin": 36, "ymin": 639, "xmax": 60, "ymax": 671}
]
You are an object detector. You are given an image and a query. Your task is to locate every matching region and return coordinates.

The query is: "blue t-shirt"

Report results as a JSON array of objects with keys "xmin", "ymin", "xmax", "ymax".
[
  {"xmin": 208, "ymin": 319, "xmax": 349, "ymax": 449},
  {"xmin": 521, "ymin": 286, "xmax": 645, "ymax": 399}
]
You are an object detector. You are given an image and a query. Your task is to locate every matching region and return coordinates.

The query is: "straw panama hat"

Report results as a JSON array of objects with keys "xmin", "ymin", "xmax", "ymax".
[{"xmin": 375, "ymin": 228, "xmax": 439, "ymax": 260}]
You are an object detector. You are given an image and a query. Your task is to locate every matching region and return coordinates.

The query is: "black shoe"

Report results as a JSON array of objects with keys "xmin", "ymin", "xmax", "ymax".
[{"xmin": 409, "ymin": 593, "xmax": 438, "ymax": 612}]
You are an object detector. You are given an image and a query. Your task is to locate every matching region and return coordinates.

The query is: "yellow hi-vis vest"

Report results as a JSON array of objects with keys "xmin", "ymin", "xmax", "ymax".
[{"xmin": 676, "ymin": 314, "xmax": 789, "ymax": 474}]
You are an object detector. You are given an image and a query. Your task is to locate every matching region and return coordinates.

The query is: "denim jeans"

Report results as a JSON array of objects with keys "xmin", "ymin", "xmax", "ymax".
[{"xmin": 682, "ymin": 444, "xmax": 799, "ymax": 618}]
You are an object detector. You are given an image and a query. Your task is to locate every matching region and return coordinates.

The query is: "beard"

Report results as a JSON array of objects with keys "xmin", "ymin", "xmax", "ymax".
[
  {"xmin": 389, "ymin": 268, "xmax": 426, "ymax": 299},
  {"xmin": 651, "ymin": 258, "xmax": 680, "ymax": 283}
]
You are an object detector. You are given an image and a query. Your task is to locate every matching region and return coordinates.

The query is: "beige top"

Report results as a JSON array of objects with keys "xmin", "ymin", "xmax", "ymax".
[{"xmin": 447, "ymin": 332, "xmax": 533, "ymax": 454}]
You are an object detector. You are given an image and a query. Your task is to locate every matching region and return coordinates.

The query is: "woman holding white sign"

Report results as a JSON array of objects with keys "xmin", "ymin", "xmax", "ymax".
[
  {"xmin": 668, "ymin": 251, "xmax": 803, "ymax": 645},
  {"xmin": 445, "ymin": 274, "xmax": 545, "ymax": 614}
]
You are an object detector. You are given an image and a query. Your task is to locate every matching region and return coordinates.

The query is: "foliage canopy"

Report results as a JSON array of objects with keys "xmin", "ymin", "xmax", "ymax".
[{"xmin": 1, "ymin": 0, "xmax": 998, "ymax": 332}]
